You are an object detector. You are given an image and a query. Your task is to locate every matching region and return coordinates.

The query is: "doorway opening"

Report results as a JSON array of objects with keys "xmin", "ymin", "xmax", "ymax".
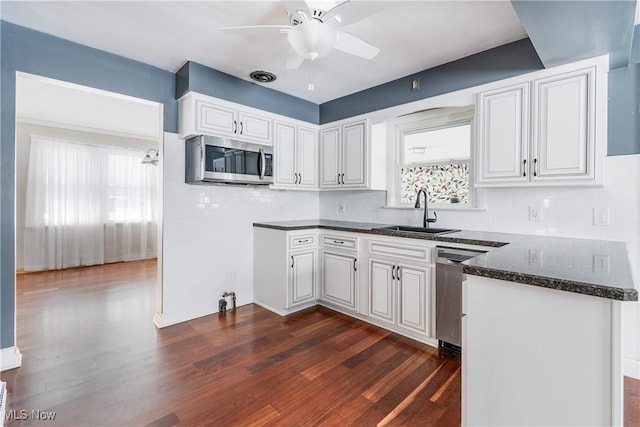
[{"xmin": 15, "ymin": 72, "xmax": 164, "ymax": 347}]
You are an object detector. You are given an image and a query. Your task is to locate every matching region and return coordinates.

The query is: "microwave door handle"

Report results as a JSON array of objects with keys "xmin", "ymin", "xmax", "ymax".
[{"xmin": 258, "ymin": 148, "xmax": 266, "ymax": 180}]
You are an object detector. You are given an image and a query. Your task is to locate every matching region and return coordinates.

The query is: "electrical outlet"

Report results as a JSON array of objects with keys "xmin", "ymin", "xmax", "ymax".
[
  {"xmin": 338, "ymin": 202, "xmax": 346, "ymax": 214},
  {"xmin": 593, "ymin": 208, "xmax": 610, "ymax": 226},
  {"xmin": 528, "ymin": 249, "xmax": 543, "ymax": 267},
  {"xmin": 529, "ymin": 205, "xmax": 542, "ymax": 222},
  {"xmin": 593, "ymin": 255, "xmax": 610, "ymax": 273},
  {"xmin": 411, "ymin": 77, "xmax": 420, "ymax": 91}
]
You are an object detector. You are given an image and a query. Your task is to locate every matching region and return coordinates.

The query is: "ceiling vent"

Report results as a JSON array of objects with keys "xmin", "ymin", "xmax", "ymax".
[{"xmin": 250, "ymin": 70, "xmax": 277, "ymax": 83}]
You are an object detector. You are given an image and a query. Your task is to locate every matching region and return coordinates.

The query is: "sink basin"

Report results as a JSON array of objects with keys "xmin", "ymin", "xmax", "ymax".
[{"xmin": 375, "ymin": 225, "xmax": 460, "ymax": 235}]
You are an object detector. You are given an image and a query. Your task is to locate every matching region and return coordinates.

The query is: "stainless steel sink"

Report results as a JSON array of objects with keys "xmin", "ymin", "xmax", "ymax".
[{"xmin": 375, "ymin": 225, "xmax": 460, "ymax": 235}]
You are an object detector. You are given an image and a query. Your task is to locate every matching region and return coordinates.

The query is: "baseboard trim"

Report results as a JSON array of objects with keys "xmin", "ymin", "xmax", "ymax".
[
  {"xmin": 0, "ymin": 346, "xmax": 22, "ymax": 372},
  {"xmin": 624, "ymin": 357, "xmax": 640, "ymax": 380}
]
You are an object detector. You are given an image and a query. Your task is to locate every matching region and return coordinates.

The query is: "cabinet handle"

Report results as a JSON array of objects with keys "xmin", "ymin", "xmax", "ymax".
[
  {"xmin": 297, "ymin": 173, "xmax": 301, "ymax": 184},
  {"xmin": 297, "ymin": 239, "xmax": 309, "ymax": 243},
  {"xmin": 533, "ymin": 158, "xmax": 538, "ymax": 177},
  {"xmin": 240, "ymin": 121, "xmax": 244, "ymax": 135},
  {"xmin": 391, "ymin": 265, "xmax": 396, "ymax": 280},
  {"xmin": 337, "ymin": 173, "xmax": 340, "ymax": 184},
  {"xmin": 294, "ymin": 173, "xmax": 298, "ymax": 184},
  {"xmin": 333, "ymin": 240, "xmax": 345, "ymax": 244},
  {"xmin": 233, "ymin": 120, "xmax": 237, "ymax": 134},
  {"xmin": 354, "ymin": 258, "xmax": 357, "ymax": 272},
  {"xmin": 397, "ymin": 266, "xmax": 401, "ymax": 282},
  {"xmin": 523, "ymin": 159, "xmax": 527, "ymax": 177},
  {"xmin": 341, "ymin": 173, "xmax": 345, "ymax": 184},
  {"xmin": 291, "ymin": 255, "xmax": 294, "ymax": 268}
]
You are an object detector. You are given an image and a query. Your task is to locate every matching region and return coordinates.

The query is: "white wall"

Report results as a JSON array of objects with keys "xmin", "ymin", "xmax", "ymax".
[
  {"xmin": 320, "ymin": 154, "xmax": 640, "ymax": 378},
  {"xmin": 15, "ymin": 122, "xmax": 157, "ymax": 270},
  {"xmin": 158, "ymin": 132, "xmax": 319, "ymax": 327}
]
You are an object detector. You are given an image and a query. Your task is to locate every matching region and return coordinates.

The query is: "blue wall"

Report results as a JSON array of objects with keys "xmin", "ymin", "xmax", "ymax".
[
  {"xmin": 319, "ymin": 38, "xmax": 544, "ymax": 124},
  {"xmin": 177, "ymin": 62, "xmax": 319, "ymax": 124},
  {"xmin": 0, "ymin": 21, "xmax": 177, "ymax": 349}
]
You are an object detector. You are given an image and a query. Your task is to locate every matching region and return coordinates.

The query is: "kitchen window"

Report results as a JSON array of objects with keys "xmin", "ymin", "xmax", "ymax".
[{"xmin": 387, "ymin": 107, "xmax": 475, "ymax": 207}]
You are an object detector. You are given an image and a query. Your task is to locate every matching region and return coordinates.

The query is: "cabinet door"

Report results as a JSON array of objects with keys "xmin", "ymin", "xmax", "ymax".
[
  {"xmin": 196, "ymin": 100, "xmax": 237, "ymax": 137},
  {"xmin": 297, "ymin": 126, "xmax": 317, "ymax": 188},
  {"xmin": 368, "ymin": 258, "xmax": 395, "ymax": 326},
  {"xmin": 274, "ymin": 122, "xmax": 297, "ymax": 186},
  {"xmin": 322, "ymin": 250, "xmax": 357, "ymax": 311},
  {"xmin": 532, "ymin": 67, "xmax": 594, "ymax": 180},
  {"xmin": 320, "ymin": 127, "xmax": 341, "ymax": 188},
  {"xmin": 238, "ymin": 111, "xmax": 272, "ymax": 144},
  {"xmin": 290, "ymin": 250, "xmax": 316, "ymax": 307},
  {"xmin": 397, "ymin": 263, "xmax": 429, "ymax": 335},
  {"xmin": 476, "ymin": 83, "xmax": 529, "ymax": 184},
  {"xmin": 342, "ymin": 120, "xmax": 367, "ymax": 188}
]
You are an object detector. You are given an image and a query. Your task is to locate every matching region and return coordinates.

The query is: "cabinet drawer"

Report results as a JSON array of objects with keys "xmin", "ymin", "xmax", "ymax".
[
  {"xmin": 288, "ymin": 233, "xmax": 316, "ymax": 249},
  {"xmin": 368, "ymin": 240, "xmax": 432, "ymax": 263},
  {"xmin": 321, "ymin": 234, "xmax": 358, "ymax": 251}
]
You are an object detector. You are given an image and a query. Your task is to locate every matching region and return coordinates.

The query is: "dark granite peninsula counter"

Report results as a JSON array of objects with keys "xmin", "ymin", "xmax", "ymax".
[
  {"xmin": 253, "ymin": 219, "xmax": 637, "ymax": 425},
  {"xmin": 253, "ymin": 220, "xmax": 638, "ymax": 301}
]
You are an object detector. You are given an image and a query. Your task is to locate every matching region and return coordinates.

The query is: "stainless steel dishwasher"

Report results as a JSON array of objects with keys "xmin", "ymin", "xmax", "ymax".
[{"xmin": 436, "ymin": 247, "xmax": 486, "ymax": 351}]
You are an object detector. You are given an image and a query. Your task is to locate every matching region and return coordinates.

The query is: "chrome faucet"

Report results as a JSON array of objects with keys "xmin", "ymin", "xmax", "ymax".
[{"xmin": 415, "ymin": 188, "xmax": 437, "ymax": 228}]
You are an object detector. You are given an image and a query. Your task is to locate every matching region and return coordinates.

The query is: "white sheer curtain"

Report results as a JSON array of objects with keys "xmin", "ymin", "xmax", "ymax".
[{"xmin": 24, "ymin": 135, "xmax": 158, "ymax": 271}]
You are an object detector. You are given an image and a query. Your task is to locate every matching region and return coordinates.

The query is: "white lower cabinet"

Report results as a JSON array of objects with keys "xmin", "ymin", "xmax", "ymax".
[
  {"xmin": 254, "ymin": 227, "xmax": 317, "ymax": 315},
  {"xmin": 254, "ymin": 227, "xmax": 436, "ymax": 346},
  {"xmin": 290, "ymin": 249, "xmax": 316, "ymax": 306},
  {"xmin": 321, "ymin": 249, "xmax": 358, "ymax": 312},
  {"xmin": 369, "ymin": 257, "xmax": 430, "ymax": 337},
  {"xmin": 319, "ymin": 232, "xmax": 359, "ymax": 313}
]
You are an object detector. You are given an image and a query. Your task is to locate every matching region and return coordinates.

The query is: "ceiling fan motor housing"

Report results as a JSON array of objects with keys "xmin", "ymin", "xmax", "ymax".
[{"xmin": 288, "ymin": 21, "xmax": 336, "ymax": 61}]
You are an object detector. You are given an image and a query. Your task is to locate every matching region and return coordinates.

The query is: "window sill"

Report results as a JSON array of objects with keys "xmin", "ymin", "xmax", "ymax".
[{"xmin": 382, "ymin": 205, "xmax": 487, "ymax": 212}]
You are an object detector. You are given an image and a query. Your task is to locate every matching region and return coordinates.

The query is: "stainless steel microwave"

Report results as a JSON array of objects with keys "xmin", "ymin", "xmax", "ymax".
[{"xmin": 185, "ymin": 135, "xmax": 274, "ymax": 185}]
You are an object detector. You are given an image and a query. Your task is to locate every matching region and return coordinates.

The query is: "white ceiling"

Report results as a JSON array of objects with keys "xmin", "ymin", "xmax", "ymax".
[
  {"xmin": 16, "ymin": 73, "xmax": 161, "ymax": 140},
  {"xmin": 2, "ymin": 1, "xmax": 528, "ymax": 104}
]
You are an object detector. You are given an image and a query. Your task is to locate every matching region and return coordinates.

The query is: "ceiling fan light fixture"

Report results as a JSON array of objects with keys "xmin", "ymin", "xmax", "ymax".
[{"xmin": 287, "ymin": 21, "xmax": 336, "ymax": 61}]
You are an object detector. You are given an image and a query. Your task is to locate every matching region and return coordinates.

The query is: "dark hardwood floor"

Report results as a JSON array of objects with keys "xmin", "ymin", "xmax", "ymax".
[{"xmin": 1, "ymin": 260, "xmax": 638, "ymax": 426}]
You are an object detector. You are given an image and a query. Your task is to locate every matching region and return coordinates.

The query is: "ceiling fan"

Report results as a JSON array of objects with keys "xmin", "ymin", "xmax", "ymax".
[{"xmin": 221, "ymin": 0, "xmax": 382, "ymax": 70}]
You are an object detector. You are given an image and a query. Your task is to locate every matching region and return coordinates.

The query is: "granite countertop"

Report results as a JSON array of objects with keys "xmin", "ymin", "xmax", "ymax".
[{"xmin": 253, "ymin": 220, "xmax": 638, "ymax": 301}]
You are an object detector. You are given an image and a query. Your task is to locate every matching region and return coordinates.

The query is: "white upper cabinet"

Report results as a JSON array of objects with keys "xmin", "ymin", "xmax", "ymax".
[
  {"xmin": 476, "ymin": 83, "xmax": 529, "ymax": 183},
  {"xmin": 273, "ymin": 121, "xmax": 318, "ymax": 189},
  {"xmin": 532, "ymin": 68, "xmax": 594, "ymax": 180},
  {"xmin": 297, "ymin": 126, "xmax": 318, "ymax": 188},
  {"xmin": 476, "ymin": 57, "xmax": 605, "ymax": 187},
  {"xmin": 342, "ymin": 121, "xmax": 367, "ymax": 187},
  {"xmin": 320, "ymin": 119, "xmax": 368, "ymax": 189},
  {"xmin": 179, "ymin": 92, "xmax": 272, "ymax": 145},
  {"xmin": 274, "ymin": 122, "xmax": 297, "ymax": 186}
]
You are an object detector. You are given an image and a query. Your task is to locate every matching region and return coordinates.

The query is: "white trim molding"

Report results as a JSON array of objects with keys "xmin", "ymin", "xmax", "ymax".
[{"xmin": 0, "ymin": 346, "xmax": 22, "ymax": 372}]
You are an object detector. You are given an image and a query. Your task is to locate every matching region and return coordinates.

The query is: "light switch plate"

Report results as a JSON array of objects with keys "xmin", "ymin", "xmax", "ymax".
[{"xmin": 338, "ymin": 202, "xmax": 346, "ymax": 214}]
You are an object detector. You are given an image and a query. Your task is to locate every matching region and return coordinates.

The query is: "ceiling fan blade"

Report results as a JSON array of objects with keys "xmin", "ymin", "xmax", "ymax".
[
  {"xmin": 221, "ymin": 25, "xmax": 291, "ymax": 35},
  {"xmin": 286, "ymin": 50, "xmax": 306, "ymax": 69},
  {"xmin": 322, "ymin": 0, "xmax": 392, "ymax": 27},
  {"xmin": 334, "ymin": 30, "xmax": 380, "ymax": 59}
]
